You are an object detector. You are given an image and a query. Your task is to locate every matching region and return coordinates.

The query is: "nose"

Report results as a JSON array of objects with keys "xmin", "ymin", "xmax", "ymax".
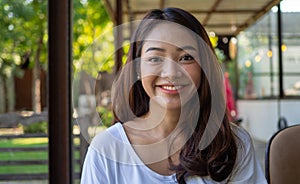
[{"xmin": 161, "ymin": 60, "xmax": 183, "ymax": 79}]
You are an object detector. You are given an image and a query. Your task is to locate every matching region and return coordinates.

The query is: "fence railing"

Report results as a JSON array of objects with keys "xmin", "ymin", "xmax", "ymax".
[{"xmin": 0, "ymin": 133, "xmax": 82, "ymax": 181}]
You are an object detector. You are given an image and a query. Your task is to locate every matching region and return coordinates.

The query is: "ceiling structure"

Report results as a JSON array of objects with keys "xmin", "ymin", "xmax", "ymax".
[{"xmin": 104, "ymin": 0, "xmax": 281, "ymax": 36}]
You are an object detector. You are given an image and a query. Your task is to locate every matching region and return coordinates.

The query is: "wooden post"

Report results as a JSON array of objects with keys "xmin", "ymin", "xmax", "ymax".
[
  {"xmin": 48, "ymin": 0, "xmax": 73, "ymax": 183},
  {"xmin": 277, "ymin": 3, "xmax": 284, "ymax": 98},
  {"xmin": 114, "ymin": 0, "xmax": 123, "ymax": 74}
]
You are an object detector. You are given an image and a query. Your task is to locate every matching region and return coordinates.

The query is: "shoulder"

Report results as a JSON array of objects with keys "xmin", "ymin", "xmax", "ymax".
[
  {"xmin": 230, "ymin": 124, "xmax": 255, "ymax": 167},
  {"xmin": 230, "ymin": 123, "xmax": 253, "ymax": 151},
  {"xmin": 90, "ymin": 122, "xmax": 124, "ymax": 148},
  {"xmin": 89, "ymin": 122, "xmax": 141, "ymax": 165},
  {"xmin": 229, "ymin": 124, "xmax": 267, "ymax": 184},
  {"xmin": 89, "ymin": 122, "xmax": 128, "ymax": 153}
]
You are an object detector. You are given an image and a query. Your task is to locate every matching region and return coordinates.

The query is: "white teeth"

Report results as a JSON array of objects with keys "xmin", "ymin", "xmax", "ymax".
[{"xmin": 161, "ymin": 86, "xmax": 182, "ymax": 90}]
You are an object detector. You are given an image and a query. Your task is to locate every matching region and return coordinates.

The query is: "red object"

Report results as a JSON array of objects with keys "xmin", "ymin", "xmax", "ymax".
[{"xmin": 224, "ymin": 72, "xmax": 237, "ymax": 122}]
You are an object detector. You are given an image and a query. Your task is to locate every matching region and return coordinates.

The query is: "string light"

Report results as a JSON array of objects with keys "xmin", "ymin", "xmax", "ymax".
[
  {"xmin": 267, "ymin": 50, "xmax": 273, "ymax": 58},
  {"xmin": 255, "ymin": 55, "xmax": 261, "ymax": 62},
  {"xmin": 245, "ymin": 60, "xmax": 252, "ymax": 68},
  {"xmin": 281, "ymin": 44, "xmax": 287, "ymax": 52}
]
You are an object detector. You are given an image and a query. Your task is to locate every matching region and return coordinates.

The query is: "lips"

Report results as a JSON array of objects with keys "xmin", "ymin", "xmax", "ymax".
[
  {"xmin": 155, "ymin": 83, "xmax": 187, "ymax": 94},
  {"xmin": 160, "ymin": 85, "xmax": 183, "ymax": 91}
]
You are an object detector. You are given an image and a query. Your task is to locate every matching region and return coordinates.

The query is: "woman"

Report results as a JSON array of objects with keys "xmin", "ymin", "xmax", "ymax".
[{"xmin": 81, "ymin": 7, "xmax": 266, "ymax": 184}]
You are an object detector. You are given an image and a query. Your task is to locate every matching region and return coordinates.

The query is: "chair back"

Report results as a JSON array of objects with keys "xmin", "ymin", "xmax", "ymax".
[{"xmin": 265, "ymin": 124, "xmax": 300, "ymax": 184}]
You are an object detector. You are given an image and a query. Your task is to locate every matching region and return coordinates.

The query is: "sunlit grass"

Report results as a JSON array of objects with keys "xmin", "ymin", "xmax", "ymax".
[
  {"xmin": 0, "ymin": 165, "xmax": 48, "ymax": 174},
  {"xmin": 73, "ymin": 137, "xmax": 80, "ymax": 145},
  {"xmin": 0, "ymin": 138, "xmax": 47, "ymax": 148},
  {"xmin": 0, "ymin": 137, "xmax": 48, "ymax": 174},
  {"xmin": 12, "ymin": 137, "xmax": 48, "ymax": 145},
  {"xmin": 0, "ymin": 137, "xmax": 81, "ymax": 175},
  {"xmin": 0, "ymin": 151, "xmax": 47, "ymax": 161}
]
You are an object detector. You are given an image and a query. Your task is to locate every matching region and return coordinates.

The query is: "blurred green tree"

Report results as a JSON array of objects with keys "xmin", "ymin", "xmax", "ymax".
[
  {"xmin": 0, "ymin": 0, "xmax": 47, "ymax": 113},
  {"xmin": 0, "ymin": 0, "xmax": 113, "ymax": 113}
]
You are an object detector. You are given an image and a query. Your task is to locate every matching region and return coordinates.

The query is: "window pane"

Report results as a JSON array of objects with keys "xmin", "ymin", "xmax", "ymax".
[
  {"xmin": 282, "ymin": 10, "xmax": 300, "ymax": 97},
  {"xmin": 237, "ymin": 11, "xmax": 278, "ymax": 99}
]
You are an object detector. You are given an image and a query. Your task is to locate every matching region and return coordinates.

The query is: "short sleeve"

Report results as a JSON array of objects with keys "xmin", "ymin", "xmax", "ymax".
[
  {"xmin": 228, "ymin": 126, "xmax": 267, "ymax": 184},
  {"xmin": 80, "ymin": 146, "xmax": 109, "ymax": 184}
]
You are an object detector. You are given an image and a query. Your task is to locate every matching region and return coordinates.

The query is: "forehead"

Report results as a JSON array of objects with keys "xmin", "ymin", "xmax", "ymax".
[{"xmin": 144, "ymin": 22, "xmax": 197, "ymax": 48}]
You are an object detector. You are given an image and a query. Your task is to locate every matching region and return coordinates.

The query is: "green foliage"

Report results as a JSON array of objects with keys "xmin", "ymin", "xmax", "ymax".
[
  {"xmin": 0, "ymin": 0, "xmax": 47, "ymax": 67},
  {"xmin": 23, "ymin": 121, "xmax": 48, "ymax": 134},
  {"xmin": 73, "ymin": 0, "xmax": 114, "ymax": 78},
  {"xmin": 0, "ymin": 0, "xmax": 114, "ymax": 112},
  {"xmin": 215, "ymin": 48, "xmax": 226, "ymax": 63},
  {"xmin": 0, "ymin": 0, "xmax": 48, "ymax": 112},
  {"xmin": 0, "ymin": 0, "xmax": 113, "ymax": 75},
  {"xmin": 97, "ymin": 106, "xmax": 113, "ymax": 127},
  {"xmin": 0, "ymin": 0, "xmax": 113, "ymax": 76},
  {"xmin": 76, "ymin": 22, "xmax": 115, "ymax": 78}
]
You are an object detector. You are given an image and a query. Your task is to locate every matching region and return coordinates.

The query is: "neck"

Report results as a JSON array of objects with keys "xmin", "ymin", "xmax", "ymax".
[{"xmin": 143, "ymin": 101, "xmax": 181, "ymax": 137}]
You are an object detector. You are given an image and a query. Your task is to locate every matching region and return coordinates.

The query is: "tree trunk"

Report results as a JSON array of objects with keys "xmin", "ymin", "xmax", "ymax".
[
  {"xmin": 0, "ymin": 75, "xmax": 9, "ymax": 112},
  {"xmin": 32, "ymin": 35, "xmax": 43, "ymax": 113}
]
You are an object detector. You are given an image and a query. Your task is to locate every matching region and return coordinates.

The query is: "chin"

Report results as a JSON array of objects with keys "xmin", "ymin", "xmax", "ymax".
[{"xmin": 157, "ymin": 100, "xmax": 182, "ymax": 110}]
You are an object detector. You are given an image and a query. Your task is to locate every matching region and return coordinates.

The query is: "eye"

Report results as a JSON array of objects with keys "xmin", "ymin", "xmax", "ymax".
[
  {"xmin": 179, "ymin": 54, "xmax": 195, "ymax": 63},
  {"xmin": 146, "ymin": 56, "xmax": 163, "ymax": 63}
]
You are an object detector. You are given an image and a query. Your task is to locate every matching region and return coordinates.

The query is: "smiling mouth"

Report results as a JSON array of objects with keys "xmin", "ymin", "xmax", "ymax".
[{"xmin": 159, "ymin": 85, "xmax": 184, "ymax": 91}]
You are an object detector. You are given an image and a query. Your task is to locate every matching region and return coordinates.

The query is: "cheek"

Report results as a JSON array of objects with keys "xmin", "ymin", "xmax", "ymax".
[
  {"xmin": 184, "ymin": 65, "xmax": 201, "ymax": 88},
  {"xmin": 141, "ymin": 76, "xmax": 156, "ymax": 95}
]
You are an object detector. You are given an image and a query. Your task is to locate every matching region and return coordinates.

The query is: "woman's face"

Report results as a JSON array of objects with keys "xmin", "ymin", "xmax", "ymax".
[{"xmin": 139, "ymin": 22, "xmax": 201, "ymax": 110}]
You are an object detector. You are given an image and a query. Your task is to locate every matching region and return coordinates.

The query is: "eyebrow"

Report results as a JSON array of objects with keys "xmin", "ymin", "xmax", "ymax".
[
  {"xmin": 144, "ymin": 45, "xmax": 197, "ymax": 53},
  {"xmin": 145, "ymin": 47, "xmax": 165, "ymax": 53}
]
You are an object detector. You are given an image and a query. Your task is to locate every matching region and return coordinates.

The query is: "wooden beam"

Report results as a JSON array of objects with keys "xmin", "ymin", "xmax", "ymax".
[
  {"xmin": 48, "ymin": 0, "xmax": 73, "ymax": 183},
  {"xmin": 234, "ymin": 0, "xmax": 281, "ymax": 35},
  {"xmin": 115, "ymin": 0, "xmax": 123, "ymax": 74},
  {"xmin": 160, "ymin": 0, "xmax": 165, "ymax": 10},
  {"xmin": 202, "ymin": 0, "xmax": 223, "ymax": 26},
  {"xmin": 125, "ymin": 0, "xmax": 135, "ymax": 36},
  {"xmin": 205, "ymin": 23, "xmax": 242, "ymax": 28},
  {"xmin": 103, "ymin": 0, "xmax": 117, "ymax": 24},
  {"xmin": 123, "ymin": 9, "xmax": 258, "ymax": 15}
]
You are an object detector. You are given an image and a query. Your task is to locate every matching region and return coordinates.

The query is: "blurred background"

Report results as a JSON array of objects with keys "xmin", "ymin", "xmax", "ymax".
[{"xmin": 0, "ymin": 0, "xmax": 299, "ymax": 183}]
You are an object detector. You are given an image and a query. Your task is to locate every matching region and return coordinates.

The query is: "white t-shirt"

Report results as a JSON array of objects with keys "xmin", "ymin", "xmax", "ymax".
[{"xmin": 81, "ymin": 123, "xmax": 267, "ymax": 184}]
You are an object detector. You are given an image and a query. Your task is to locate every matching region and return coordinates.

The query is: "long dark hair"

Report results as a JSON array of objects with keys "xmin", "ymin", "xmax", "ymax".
[{"xmin": 112, "ymin": 7, "xmax": 237, "ymax": 183}]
